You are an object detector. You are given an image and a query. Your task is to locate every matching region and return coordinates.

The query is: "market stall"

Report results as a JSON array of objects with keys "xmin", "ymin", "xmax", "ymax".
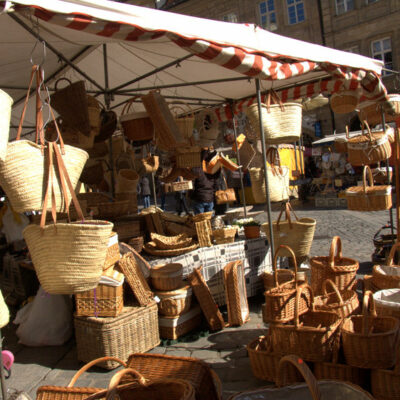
[{"xmin": 1, "ymin": 1, "xmax": 400, "ymax": 399}]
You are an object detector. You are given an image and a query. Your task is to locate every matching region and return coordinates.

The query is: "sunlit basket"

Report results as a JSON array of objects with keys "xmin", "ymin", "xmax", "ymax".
[
  {"xmin": 213, "ymin": 227, "xmax": 237, "ymax": 244},
  {"xmin": 330, "ymin": 91, "xmax": 358, "ymax": 114}
]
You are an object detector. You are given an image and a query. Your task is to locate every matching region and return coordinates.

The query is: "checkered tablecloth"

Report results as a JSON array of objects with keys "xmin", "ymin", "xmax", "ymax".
[{"xmin": 146, "ymin": 236, "xmax": 273, "ymax": 306}]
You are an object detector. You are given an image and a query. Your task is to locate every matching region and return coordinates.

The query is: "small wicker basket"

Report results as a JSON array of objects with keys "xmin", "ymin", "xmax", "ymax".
[
  {"xmin": 213, "ymin": 227, "xmax": 237, "ymax": 244},
  {"xmin": 176, "ymin": 146, "xmax": 202, "ymax": 168},
  {"xmin": 155, "ymin": 285, "xmax": 192, "ymax": 317},
  {"xmin": 151, "ymin": 263, "xmax": 183, "ymax": 291}
]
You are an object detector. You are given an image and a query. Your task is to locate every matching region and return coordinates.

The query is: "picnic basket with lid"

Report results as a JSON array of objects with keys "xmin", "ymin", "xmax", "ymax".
[
  {"xmin": 269, "ymin": 285, "xmax": 342, "ymax": 363},
  {"xmin": 345, "ymin": 165, "xmax": 392, "ymax": 211},
  {"xmin": 347, "ymin": 121, "xmax": 392, "ymax": 166},
  {"xmin": 341, "ymin": 291, "xmax": 400, "ymax": 369},
  {"xmin": 264, "ymin": 245, "xmax": 312, "ymax": 324},
  {"xmin": 310, "ymin": 236, "xmax": 359, "ymax": 295},
  {"xmin": 372, "ymin": 242, "xmax": 400, "ymax": 290}
]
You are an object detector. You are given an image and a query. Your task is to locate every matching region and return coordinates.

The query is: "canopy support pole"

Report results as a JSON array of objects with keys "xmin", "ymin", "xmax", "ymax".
[
  {"xmin": 229, "ymin": 102, "xmax": 247, "ymax": 218},
  {"xmin": 9, "ymin": 14, "xmax": 105, "ymax": 92},
  {"xmin": 255, "ymin": 79, "xmax": 275, "ymax": 259},
  {"xmin": 103, "ymin": 44, "xmax": 115, "ymax": 198}
]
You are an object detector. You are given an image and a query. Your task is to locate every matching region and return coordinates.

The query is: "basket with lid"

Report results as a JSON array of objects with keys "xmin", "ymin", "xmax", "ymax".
[{"xmin": 151, "ymin": 263, "xmax": 183, "ymax": 291}]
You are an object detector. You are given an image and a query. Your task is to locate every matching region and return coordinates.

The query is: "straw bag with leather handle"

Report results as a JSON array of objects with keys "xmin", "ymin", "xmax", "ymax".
[
  {"xmin": 23, "ymin": 142, "xmax": 113, "ymax": 294},
  {"xmin": 215, "ymin": 175, "xmax": 236, "ymax": 205},
  {"xmin": 347, "ymin": 121, "xmax": 392, "ymax": 166},
  {"xmin": 372, "ymin": 242, "xmax": 400, "ymax": 290},
  {"xmin": 264, "ymin": 245, "xmax": 312, "ymax": 324},
  {"xmin": 310, "ymin": 236, "xmax": 359, "ymax": 295},
  {"xmin": 51, "ymin": 77, "xmax": 91, "ymax": 136},
  {"xmin": 261, "ymin": 202, "xmax": 316, "ymax": 259},
  {"xmin": 0, "ymin": 67, "xmax": 88, "ymax": 214},
  {"xmin": 342, "ymin": 291, "xmax": 400, "ymax": 369},
  {"xmin": 346, "ymin": 165, "xmax": 392, "ymax": 211},
  {"xmin": 245, "ymin": 90, "xmax": 302, "ymax": 144},
  {"xmin": 230, "ymin": 354, "xmax": 374, "ymax": 400}
]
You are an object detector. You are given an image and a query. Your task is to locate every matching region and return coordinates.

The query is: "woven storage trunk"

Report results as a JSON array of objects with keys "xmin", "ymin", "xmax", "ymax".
[
  {"xmin": 264, "ymin": 245, "xmax": 312, "ymax": 324},
  {"xmin": 188, "ymin": 266, "xmax": 225, "ymax": 331},
  {"xmin": 261, "ymin": 202, "xmax": 316, "ymax": 259},
  {"xmin": 151, "ymin": 263, "xmax": 183, "ymax": 291},
  {"xmin": 0, "ymin": 89, "xmax": 12, "ymax": 162},
  {"xmin": 75, "ymin": 283, "xmax": 123, "ymax": 317},
  {"xmin": 247, "ymin": 335, "xmax": 306, "ymax": 383},
  {"xmin": 269, "ymin": 286, "xmax": 341, "ymax": 363},
  {"xmin": 346, "ymin": 166, "xmax": 392, "ymax": 211},
  {"xmin": 175, "ymin": 147, "xmax": 202, "ymax": 168},
  {"xmin": 23, "ymin": 220, "xmax": 113, "ymax": 295},
  {"xmin": 374, "ymin": 288, "xmax": 400, "ymax": 319},
  {"xmin": 74, "ymin": 303, "xmax": 160, "ymax": 369},
  {"xmin": 127, "ymin": 353, "xmax": 221, "ymax": 400},
  {"xmin": 347, "ymin": 122, "xmax": 392, "ymax": 166},
  {"xmin": 310, "ymin": 236, "xmax": 359, "ymax": 295},
  {"xmin": 158, "ymin": 305, "xmax": 202, "ymax": 340},
  {"xmin": 372, "ymin": 242, "xmax": 400, "ymax": 290},
  {"xmin": 155, "ymin": 285, "xmax": 192, "ymax": 317},
  {"xmin": 342, "ymin": 291, "xmax": 399, "ymax": 369},
  {"xmin": 245, "ymin": 92, "xmax": 302, "ymax": 144},
  {"xmin": 224, "ymin": 260, "xmax": 249, "ymax": 326},
  {"xmin": 0, "ymin": 141, "xmax": 88, "ymax": 213},
  {"xmin": 314, "ymin": 279, "xmax": 360, "ymax": 319}
]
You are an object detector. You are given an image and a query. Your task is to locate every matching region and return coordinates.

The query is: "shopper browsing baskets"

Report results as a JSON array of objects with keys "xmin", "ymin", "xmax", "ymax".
[{"xmin": 139, "ymin": 175, "xmax": 151, "ymax": 210}]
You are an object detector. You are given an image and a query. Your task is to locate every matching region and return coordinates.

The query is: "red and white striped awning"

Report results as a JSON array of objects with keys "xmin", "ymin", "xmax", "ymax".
[{"xmin": 0, "ymin": 0, "xmax": 388, "ymax": 130}]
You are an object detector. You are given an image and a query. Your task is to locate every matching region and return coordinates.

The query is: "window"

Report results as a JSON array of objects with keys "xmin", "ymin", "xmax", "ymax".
[
  {"xmin": 223, "ymin": 13, "xmax": 238, "ymax": 23},
  {"xmin": 343, "ymin": 45, "xmax": 359, "ymax": 53},
  {"xmin": 371, "ymin": 38, "xmax": 393, "ymax": 75},
  {"xmin": 287, "ymin": 0, "xmax": 305, "ymax": 24},
  {"xmin": 259, "ymin": 1, "xmax": 277, "ymax": 31},
  {"xmin": 335, "ymin": 0, "xmax": 354, "ymax": 15}
]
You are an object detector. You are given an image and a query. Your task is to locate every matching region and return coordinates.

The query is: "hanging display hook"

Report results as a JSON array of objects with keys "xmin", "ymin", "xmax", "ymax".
[{"xmin": 30, "ymin": 39, "xmax": 46, "ymax": 67}]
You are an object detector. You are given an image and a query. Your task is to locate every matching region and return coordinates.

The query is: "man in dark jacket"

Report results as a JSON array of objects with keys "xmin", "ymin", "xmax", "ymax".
[
  {"xmin": 190, "ymin": 149, "xmax": 220, "ymax": 215},
  {"xmin": 139, "ymin": 175, "xmax": 151, "ymax": 210}
]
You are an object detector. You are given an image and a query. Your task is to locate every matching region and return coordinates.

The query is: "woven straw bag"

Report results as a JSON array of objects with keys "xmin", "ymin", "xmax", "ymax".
[
  {"xmin": 346, "ymin": 165, "xmax": 392, "ymax": 211},
  {"xmin": 51, "ymin": 77, "xmax": 91, "ymax": 136},
  {"xmin": 0, "ymin": 68, "xmax": 88, "ymax": 213},
  {"xmin": 264, "ymin": 245, "xmax": 312, "ymax": 324},
  {"xmin": 347, "ymin": 121, "xmax": 392, "ymax": 166},
  {"xmin": 310, "ymin": 236, "xmax": 359, "ymax": 295},
  {"xmin": 23, "ymin": 142, "xmax": 113, "ymax": 294},
  {"xmin": 116, "ymin": 169, "xmax": 139, "ymax": 193},
  {"xmin": 342, "ymin": 291, "xmax": 400, "ymax": 369},
  {"xmin": 245, "ymin": 90, "xmax": 302, "ymax": 144},
  {"xmin": 372, "ymin": 242, "xmax": 400, "ymax": 290},
  {"xmin": 330, "ymin": 90, "xmax": 358, "ymax": 114},
  {"xmin": 261, "ymin": 202, "xmax": 316, "ymax": 259},
  {"xmin": 0, "ymin": 289, "xmax": 9, "ymax": 329},
  {"xmin": 0, "ymin": 89, "xmax": 12, "ymax": 162}
]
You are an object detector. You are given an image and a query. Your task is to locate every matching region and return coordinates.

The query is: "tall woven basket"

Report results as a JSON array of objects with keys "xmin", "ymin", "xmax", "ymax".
[
  {"xmin": 24, "ymin": 220, "xmax": 113, "ymax": 294},
  {"xmin": 310, "ymin": 236, "xmax": 359, "ymax": 295},
  {"xmin": 245, "ymin": 91, "xmax": 302, "ymax": 144},
  {"xmin": 261, "ymin": 202, "xmax": 316, "ymax": 259}
]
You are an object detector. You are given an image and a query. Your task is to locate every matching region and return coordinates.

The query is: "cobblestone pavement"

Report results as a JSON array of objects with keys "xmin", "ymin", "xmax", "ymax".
[{"xmin": 3, "ymin": 202, "xmax": 392, "ymax": 399}]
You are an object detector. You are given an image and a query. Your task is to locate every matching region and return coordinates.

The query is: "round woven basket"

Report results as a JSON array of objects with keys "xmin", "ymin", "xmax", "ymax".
[
  {"xmin": 330, "ymin": 91, "xmax": 358, "ymax": 114},
  {"xmin": 0, "ymin": 141, "xmax": 88, "ymax": 213},
  {"xmin": 155, "ymin": 285, "xmax": 192, "ymax": 317},
  {"xmin": 23, "ymin": 220, "xmax": 114, "ymax": 294},
  {"xmin": 373, "ymin": 288, "xmax": 400, "ymax": 319},
  {"xmin": 151, "ymin": 263, "xmax": 183, "ymax": 291}
]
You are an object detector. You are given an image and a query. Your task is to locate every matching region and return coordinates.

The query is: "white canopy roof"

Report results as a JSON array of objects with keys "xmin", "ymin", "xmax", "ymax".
[{"xmin": 0, "ymin": 0, "xmax": 387, "ymax": 138}]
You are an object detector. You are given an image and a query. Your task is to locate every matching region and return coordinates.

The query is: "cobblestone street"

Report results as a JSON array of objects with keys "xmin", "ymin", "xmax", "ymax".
[{"xmin": 3, "ymin": 202, "xmax": 392, "ymax": 399}]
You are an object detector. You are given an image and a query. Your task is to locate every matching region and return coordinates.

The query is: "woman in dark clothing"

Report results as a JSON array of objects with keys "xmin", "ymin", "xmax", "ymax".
[
  {"xmin": 190, "ymin": 149, "xmax": 220, "ymax": 215},
  {"xmin": 139, "ymin": 175, "xmax": 151, "ymax": 209}
]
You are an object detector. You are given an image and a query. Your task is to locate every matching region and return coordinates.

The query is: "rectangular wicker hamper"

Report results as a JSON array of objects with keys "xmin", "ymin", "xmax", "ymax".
[{"xmin": 74, "ymin": 302, "xmax": 159, "ymax": 369}]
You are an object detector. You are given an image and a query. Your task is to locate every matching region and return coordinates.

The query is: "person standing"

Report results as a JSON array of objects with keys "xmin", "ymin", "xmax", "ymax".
[
  {"xmin": 175, "ymin": 177, "xmax": 190, "ymax": 216},
  {"xmin": 139, "ymin": 175, "xmax": 151, "ymax": 210}
]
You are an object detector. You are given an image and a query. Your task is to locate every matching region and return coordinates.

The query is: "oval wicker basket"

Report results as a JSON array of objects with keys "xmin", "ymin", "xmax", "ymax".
[
  {"xmin": 373, "ymin": 288, "xmax": 400, "ymax": 319},
  {"xmin": 330, "ymin": 91, "xmax": 358, "ymax": 114},
  {"xmin": 372, "ymin": 242, "xmax": 400, "ymax": 290},
  {"xmin": 151, "ymin": 263, "xmax": 183, "ymax": 291},
  {"xmin": 150, "ymin": 232, "xmax": 192, "ymax": 250},
  {"xmin": 155, "ymin": 285, "xmax": 192, "ymax": 317}
]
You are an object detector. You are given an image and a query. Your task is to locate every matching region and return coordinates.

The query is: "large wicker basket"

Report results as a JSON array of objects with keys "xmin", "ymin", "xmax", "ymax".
[
  {"xmin": 154, "ymin": 285, "xmax": 192, "ymax": 317},
  {"xmin": 346, "ymin": 166, "xmax": 392, "ymax": 212},
  {"xmin": 330, "ymin": 91, "xmax": 358, "ymax": 114},
  {"xmin": 342, "ymin": 291, "xmax": 399, "ymax": 369},
  {"xmin": 310, "ymin": 236, "xmax": 359, "ymax": 295},
  {"xmin": 373, "ymin": 288, "xmax": 400, "ymax": 319},
  {"xmin": 151, "ymin": 263, "xmax": 183, "ymax": 291}
]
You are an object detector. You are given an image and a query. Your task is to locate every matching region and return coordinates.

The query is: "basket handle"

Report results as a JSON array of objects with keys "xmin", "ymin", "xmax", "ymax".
[
  {"xmin": 328, "ymin": 236, "xmax": 343, "ymax": 268},
  {"xmin": 276, "ymin": 355, "xmax": 321, "ymax": 400},
  {"xmin": 362, "ymin": 290, "xmax": 377, "ymax": 336},
  {"xmin": 54, "ymin": 77, "xmax": 72, "ymax": 91},
  {"xmin": 362, "ymin": 165, "xmax": 374, "ymax": 192},
  {"xmin": 294, "ymin": 283, "xmax": 314, "ymax": 328},
  {"xmin": 121, "ymin": 96, "xmax": 141, "ymax": 116},
  {"xmin": 273, "ymin": 245, "xmax": 298, "ymax": 288},
  {"xmin": 361, "ymin": 120, "xmax": 373, "ymax": 142},
  {"xmin": 322, "ymin": 279, "xmax": 344, "ymax": 306},
  {"xmin": 345, "ymin": 125, "xmax": 349, "ymax": 139},
  {"xmin": 386, "ymin": 242, "xmax": 400, "ymax": 266},
  {"xmin": 67, "ymin": 357, "xmax": 128, "ymax": 387},
  {"xmin": 266, "ymin": 90, "xmax": 285, "ymax": 112}
]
